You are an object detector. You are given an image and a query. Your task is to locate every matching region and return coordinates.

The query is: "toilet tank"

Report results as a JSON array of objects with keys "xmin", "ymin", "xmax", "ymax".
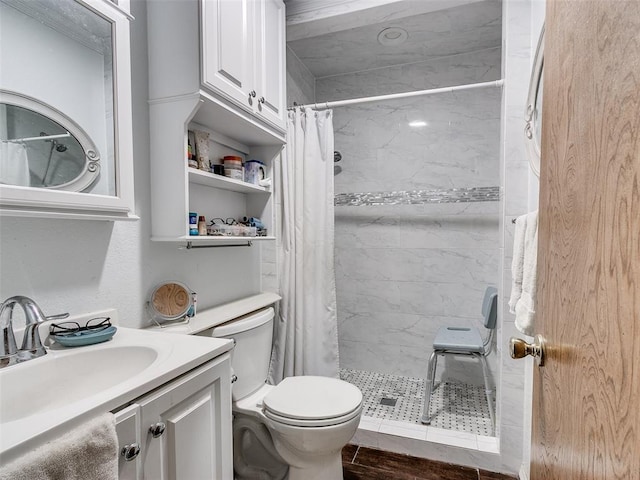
[{"xmin": 197, "ymin": 307, "xmax": 274, "ymax": 401}]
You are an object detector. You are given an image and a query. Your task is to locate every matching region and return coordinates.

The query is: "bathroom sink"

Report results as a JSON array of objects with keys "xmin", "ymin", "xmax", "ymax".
[
  {"xmin": 0, "ymin": 323, "xmax": 233, "ymax": 463},
  {"xmin": 0, "ymin": 345, "xmax": 158, "ymax": 423}
]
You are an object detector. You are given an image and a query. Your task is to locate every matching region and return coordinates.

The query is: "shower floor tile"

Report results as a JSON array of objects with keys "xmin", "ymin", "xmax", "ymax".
[{"xmin": 340, "ymin": 368, "xmax": 493, "ymax": 436}]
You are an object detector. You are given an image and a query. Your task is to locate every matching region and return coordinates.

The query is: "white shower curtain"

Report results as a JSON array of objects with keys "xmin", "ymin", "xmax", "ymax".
[{"xmin": 269, "ymin": 107, "xmax": 339, "ymax": 382}]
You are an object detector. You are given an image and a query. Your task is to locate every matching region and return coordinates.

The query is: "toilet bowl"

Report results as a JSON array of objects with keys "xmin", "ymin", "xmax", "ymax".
[{"xmin": 198, "ymin": 307, "xmax": 362, "ymax": 480}]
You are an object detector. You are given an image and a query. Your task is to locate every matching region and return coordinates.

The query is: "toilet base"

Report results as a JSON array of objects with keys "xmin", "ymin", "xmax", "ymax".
[{"xmin": 286, "ymin": 452, "xmax": 343, "ymax": 480}]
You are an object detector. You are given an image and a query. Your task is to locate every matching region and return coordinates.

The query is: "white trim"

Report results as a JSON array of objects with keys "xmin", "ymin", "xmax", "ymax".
[
  {"xmin": 290, "ymin": 79, "xmax": 504, "ymax": 110},
  {"xmin": 519, "ymin": 464, "xmax": 530, "ymax": 480}
]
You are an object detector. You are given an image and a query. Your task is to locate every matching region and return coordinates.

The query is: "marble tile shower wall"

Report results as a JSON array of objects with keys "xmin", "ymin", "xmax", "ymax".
[
  {"xmin": 318, "ymin": 51, "xmax": 502, "ymax": 385},
  {"xmin": 316, "ymin": 47, "xmax": 501, "ymax": 102}
]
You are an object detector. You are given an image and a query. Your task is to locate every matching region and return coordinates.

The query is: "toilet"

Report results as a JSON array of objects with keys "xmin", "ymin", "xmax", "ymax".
[{"xmin": 197, "ymin": 307, "xmax": 363, "ymax": 480}]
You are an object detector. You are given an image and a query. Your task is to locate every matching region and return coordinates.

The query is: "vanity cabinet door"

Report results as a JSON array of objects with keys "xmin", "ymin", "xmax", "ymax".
[
  {"xmin": 115, "ymin": 404, "xmax": 142, "ymax": 480},
  {"xmin": 138, "ymin": 355, "xmax": 233, "ymax": 480},
  {"xmin": 201, "ymin": 0, "xmax": 255, "ymax": 111},
  {"xmin": 254, "ymin": 0, "xmax": 286, "ymax": 129}
]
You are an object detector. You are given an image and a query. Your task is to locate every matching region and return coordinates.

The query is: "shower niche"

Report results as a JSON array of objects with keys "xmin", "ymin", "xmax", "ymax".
[{"xmin": 0, "ymin": 0, "xmax": 135, "ymax": 220}]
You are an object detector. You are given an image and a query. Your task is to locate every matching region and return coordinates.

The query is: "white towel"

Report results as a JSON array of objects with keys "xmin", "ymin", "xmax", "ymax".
[
  {"xmin": 0, "ymin": 141, "xmax": 30, "ymax": 186},
  {"xmin": 0, "ymin": 413, "xmax": 118, "ymax": 480},
  {"xmin": 509, "ymin": 211, "xmax": 538, "ymax": 336},
  {"xmin": 508, "ymin": 214, "xmax": 527, "ymax": 312}
]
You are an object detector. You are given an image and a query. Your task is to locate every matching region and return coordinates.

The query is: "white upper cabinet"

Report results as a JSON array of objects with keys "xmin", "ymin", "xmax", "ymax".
[
  {"xmin": 201, "ymin": 0, "xmax": 254, "ymax": 110},
  {"xmin": 146, "ymin": 0, "xmax": 285, "ymax": 245},
  {"xmin": 254, "ymin": 0, "xmax": 286, "ymax": 127},
  {"xmin": 201, "ymin": 0, "xmax": 286, "ymax": 130},
  {"xmin": 149, "ymin": 0, "xmax": 286, "ymax": 134}
]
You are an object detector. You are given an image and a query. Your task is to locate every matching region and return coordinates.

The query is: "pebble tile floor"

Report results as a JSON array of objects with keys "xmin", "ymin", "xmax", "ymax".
[
  {"xmin": 340, "ymin": 369, "xmax": 493, "ymax": 436},
  {"xmin": 342, "ymin": 445, "xmax": 517, "ymax": 480}
]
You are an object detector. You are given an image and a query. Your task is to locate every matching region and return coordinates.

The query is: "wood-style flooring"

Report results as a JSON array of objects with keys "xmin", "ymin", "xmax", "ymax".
[{"xmin": 342, "ymin": 445, "xmax": 518, "ymax": 480}]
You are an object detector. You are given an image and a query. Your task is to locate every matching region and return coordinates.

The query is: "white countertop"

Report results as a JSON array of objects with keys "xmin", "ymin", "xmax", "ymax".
[
  {"xmin": 0, "ymin": 326, "xmax": 233, "ymax": 464},
  {"xmin": 146, "ymin": 292, "xmax": 282, "ymax": 335}
]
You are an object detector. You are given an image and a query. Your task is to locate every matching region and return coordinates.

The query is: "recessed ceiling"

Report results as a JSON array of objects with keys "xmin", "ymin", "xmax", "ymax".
[{"xmin": 287, "ymin": 0, "xmax": 502, "ymax": 79}]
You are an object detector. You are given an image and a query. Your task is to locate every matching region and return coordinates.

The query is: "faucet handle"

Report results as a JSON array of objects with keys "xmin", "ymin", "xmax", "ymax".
[
  {"xmin": 20, "ymin": 307, "xmax": 67, "ymax": 360},
  {"xmin": 0, "ymin": 301, "xmax": 19, "ymax": 367}
]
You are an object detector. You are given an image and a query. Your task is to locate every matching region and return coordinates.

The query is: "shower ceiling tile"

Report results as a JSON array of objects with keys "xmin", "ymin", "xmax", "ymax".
[{"xmin": 287, "ymin": 0, "xmax": 502, "ymax": 78}]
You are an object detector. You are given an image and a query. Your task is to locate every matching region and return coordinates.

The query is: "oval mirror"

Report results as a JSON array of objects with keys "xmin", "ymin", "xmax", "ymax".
[
  {"xmin": 147, "ymin": 282, "xmax": 195, "ymax": 326},
  {"xmin": 525, "ymin": 24, "xmax": 544, "ymax": 178},
  {"xmin": 0, "ymin": 90, "xmax": 101, "ymax": 191}
]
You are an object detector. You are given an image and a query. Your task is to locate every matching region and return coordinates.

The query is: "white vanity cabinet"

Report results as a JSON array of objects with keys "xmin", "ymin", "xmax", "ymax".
[
  {"xmin": 147, "ymin": 0, "xmax": 286, "ymax": 246},
  {"xmin": 115, "ymin": 404, "xmax": 142, "ymax": 480},
  {"xmin": 201, "ymin": 0, "xmax": 286, "ymax": 129},
  {"xmin": 115, "ymin": 354, "xmax": 233, "ymax": 480}
]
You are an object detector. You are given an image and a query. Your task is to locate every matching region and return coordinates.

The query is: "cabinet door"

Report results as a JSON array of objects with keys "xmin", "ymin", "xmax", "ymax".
[
  {"xmin": 139, "ymin": 356, "xmax": 233, "ymax": 480},
  {"xmin": 255, "ymin": 0, "xmax": 286, "ymax": 129},
  {"xmin": 201, "ymin": 0, "xmax": 255, "ymax": 111},
  {"xmin": 115, "ymin": 404, "xmax": 142, "ymax": 480}
]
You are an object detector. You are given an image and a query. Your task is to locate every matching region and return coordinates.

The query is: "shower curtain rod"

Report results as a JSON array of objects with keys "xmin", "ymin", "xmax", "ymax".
[
  {"xmin": 288, "ymin": 79, "xmax": 504, "ymax": 110},
  {"xmin": 6, "ymin": 132, "xmax": 71, "ymax": 143}
]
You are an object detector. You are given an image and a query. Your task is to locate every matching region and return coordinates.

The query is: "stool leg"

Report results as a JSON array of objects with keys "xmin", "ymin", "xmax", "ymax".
[
  {"xmin": 421, "ymin": 351, "xmax": 439, "ymax": 424},
  {"xmin": 479, "ymin": 354, "xmax": 495, "ymax": 435}
]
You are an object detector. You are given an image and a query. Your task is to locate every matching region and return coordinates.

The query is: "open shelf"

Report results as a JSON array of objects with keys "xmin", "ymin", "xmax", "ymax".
[{"xmin": 188, "ymin": 169, "xmax": 270, "ymax": 194}]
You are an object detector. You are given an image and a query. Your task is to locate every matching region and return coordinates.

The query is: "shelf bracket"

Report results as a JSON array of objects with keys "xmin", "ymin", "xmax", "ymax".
[{"xmin": 184, "ymin": 240, "xmax": 253, "ymax": 249}]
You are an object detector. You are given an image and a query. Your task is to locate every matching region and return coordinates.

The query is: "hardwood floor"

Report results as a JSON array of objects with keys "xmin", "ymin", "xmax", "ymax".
[{"xmin": 342, "ymin": 445, "xmax": 517, "ymax": 480}]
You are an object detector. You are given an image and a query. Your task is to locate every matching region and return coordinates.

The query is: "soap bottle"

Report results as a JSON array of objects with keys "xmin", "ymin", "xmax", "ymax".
[{"xmin": 198, "ymin": 216, "xmax": 207, "ymax": 235}]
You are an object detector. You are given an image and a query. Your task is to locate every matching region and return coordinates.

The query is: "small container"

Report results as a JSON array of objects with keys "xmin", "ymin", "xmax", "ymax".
[
  {"xmin": 198, "ymin": 215, "xmax": 207, "ymax": 235},
  {"xmin": 189, "ymin": 212, "xmax": 198, "ymax": 236},
  {"xmin": 244, "ymin": 160, "xmax": 265, "ymax": 185},
  {"xmin": 223, "ymin": 155, "xmax": 244, "ymax": 180},
  {"xmin": 224, "ymin": 167, "xmax": 244, "ymax": 180},
  {"xmin": 207, "ymin": 223, "xmax": 224, "ymax": 236}
]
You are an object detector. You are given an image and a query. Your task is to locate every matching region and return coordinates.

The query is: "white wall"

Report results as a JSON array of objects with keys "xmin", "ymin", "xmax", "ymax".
[
  {"xmin": 497, "ymin": 0, "xmax": 543, "ymax": 475},
  {"xmin": 286, "ymin": 46, "xmax": 316, "ymax": 106},
  {"xmin": 520, "ymin": 6, "xmax": 545, "ymax": 479},
  {"xmin": 0, "ymin": 0, "xmax": 262, "ymax": 329}
]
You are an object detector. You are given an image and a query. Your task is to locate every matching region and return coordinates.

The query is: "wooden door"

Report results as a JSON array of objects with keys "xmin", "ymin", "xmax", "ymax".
[{"xmin": 532, "ymin": 1, "xmax": 640, "ymax": 478}]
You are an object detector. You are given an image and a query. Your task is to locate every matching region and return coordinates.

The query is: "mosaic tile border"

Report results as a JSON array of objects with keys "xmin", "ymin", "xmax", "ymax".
[{"xmin": 334, "ymin": 186, "xmax": 500, "ymax": 207}]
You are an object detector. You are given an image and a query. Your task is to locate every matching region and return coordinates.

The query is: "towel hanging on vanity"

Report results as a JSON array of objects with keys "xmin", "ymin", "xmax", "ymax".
[
  {"xmin": 0, "ymin": 413, "xmax": 118, "ymax": 480},
  {"xmin": 509, "ymin": 210, "xmax": 538, "ymax": 336}
]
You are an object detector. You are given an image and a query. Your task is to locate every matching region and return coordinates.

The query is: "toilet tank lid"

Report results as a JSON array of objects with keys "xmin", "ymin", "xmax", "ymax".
[{"xmin": 211, "ymin": 307, "xmax": 274, "ymax": 337}]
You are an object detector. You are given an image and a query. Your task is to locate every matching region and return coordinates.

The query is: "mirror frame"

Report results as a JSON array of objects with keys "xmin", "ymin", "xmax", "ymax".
[
  {"xmin": 147, "ymin": 281, "xmax": 195, "ymax": 327},
  {"xmin": 0, "ymin": 0, "xmax": 135, "ymax": 220},
  {"xmin": 1, "ymin": 89, "xmax": 102, "ymax": 192},
  {"xmin": 525, "ymin": 24, "xmax": 544, "ymax": 178}
]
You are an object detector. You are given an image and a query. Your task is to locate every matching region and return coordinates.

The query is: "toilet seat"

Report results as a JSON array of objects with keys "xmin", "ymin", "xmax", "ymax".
[
  {"xmin": 263, "ymin": 404, "xmax": 361, "ymax": 427},
  {"xmin": 262, "ymin": 376, "xmax": 363, "ymax": 427}
]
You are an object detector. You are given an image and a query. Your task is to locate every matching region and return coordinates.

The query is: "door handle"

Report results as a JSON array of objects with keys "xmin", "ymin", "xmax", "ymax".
[
  {"xmin": 121, "ymin": 443, "xmax": 141, "ymax": 461},
  {"xmin": 149, "ymin": 422, "xmax": 166, "ymax": 438},
  {"xmin": 509, "ymin": 334, "xmax": 546, "ymax": 366}
]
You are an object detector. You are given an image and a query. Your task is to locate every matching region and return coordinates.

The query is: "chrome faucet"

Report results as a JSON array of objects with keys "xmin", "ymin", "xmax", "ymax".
[{"xmin": 0, "ymin": 296, "xmax": 68, "ymax": 368}]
